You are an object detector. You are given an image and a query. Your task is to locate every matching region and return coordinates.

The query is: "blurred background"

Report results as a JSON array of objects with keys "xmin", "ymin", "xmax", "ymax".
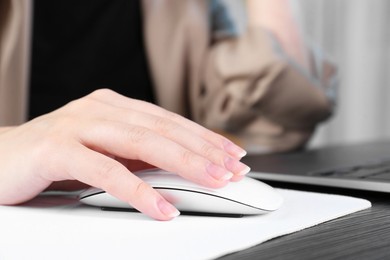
[{"xmin": 296, "ymin": 0, "xmax": 390, "ymax": 147}]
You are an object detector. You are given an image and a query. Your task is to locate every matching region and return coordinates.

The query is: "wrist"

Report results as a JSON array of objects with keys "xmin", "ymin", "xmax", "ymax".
[
  {"xmin": 246, "ymin": 0, "xmax": 309, "ymax": 69},
  {"xmin": 0, "ymin": 127, "xmax": 14, "ymax": 134},
  {"xmin": 247, "ymin": 0, "xmax": 292, "ymax": 27}
]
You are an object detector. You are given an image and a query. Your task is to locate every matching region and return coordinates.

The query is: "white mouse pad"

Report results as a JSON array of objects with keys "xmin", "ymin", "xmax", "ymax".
[{"xmin": 0, "ymin": 188, "xmax": 371, "ymax": 260}]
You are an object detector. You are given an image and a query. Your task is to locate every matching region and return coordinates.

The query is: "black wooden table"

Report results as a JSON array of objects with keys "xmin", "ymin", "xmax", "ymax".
[{"xmin": 218, "ymin": 183, "xmax": 390, "ymax": 260}]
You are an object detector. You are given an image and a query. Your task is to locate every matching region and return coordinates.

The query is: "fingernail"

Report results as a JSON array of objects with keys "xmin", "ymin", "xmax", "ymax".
[
  {"xmin": 158, "ymin": 199, "xmax": 180, "ymax": 218},
  {"xmin": 206, "ymin": 163, "xmax": 234, "ymax": 181},
  {"xmin": 224, "ymin": 140, "xmax": 247, "ymax": 158},
  {"xmin": 224, "ymin": 157, "xmax": 251, "ymax": 176},
  {"xmin": 239, "ymin": 165, "xmax": 251, "ymax": 175}
]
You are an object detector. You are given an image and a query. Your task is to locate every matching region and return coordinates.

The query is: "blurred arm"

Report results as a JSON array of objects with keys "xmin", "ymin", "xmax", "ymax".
[{"xmin": 247, "ymin": 0, "xmax": 309, "ymax": 69}]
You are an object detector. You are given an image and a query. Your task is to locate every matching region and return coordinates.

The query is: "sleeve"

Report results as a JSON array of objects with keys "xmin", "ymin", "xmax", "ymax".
[{"xmin": 195, "ymin": 26, "xmax": 338, "ymax": 154}]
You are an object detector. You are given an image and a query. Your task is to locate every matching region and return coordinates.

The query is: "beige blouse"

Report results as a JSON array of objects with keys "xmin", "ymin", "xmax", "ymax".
[{"xmin": 0, "ymin": 0, "xmax": 337, "ymax": 153}]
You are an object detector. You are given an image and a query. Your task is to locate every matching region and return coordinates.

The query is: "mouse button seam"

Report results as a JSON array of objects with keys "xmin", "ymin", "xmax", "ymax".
[
  {"xmin": 79, "ymin": 190, "xmax": 106, "ymax": 200},
  {"xmin": 154, "ymin": 187, "xmax": 272, "ymax": 212}
]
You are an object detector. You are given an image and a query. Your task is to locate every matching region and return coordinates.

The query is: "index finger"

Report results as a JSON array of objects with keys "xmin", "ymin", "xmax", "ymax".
[{"xmin": 87, "ymin": 89, "xmax": 247, "ymax": 158}]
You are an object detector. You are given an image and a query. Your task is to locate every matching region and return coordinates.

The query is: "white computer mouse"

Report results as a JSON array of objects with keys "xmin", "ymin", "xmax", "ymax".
[{"xmin": 79, "ymin": 169, "xmax": 283, "ymax": 215}]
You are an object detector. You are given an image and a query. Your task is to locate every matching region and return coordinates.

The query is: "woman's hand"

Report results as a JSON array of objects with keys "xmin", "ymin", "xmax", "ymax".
[{"xmin": 0, "ymin": 89, "xmax": 250, "ymax": 220}]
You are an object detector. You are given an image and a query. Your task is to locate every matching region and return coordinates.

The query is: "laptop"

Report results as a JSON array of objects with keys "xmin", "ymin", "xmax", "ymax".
[{"xmin": 244, "ymin": 140, "xmax": 390, "ymax": 193}]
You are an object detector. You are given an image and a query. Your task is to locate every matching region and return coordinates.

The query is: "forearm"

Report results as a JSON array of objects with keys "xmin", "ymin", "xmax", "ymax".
[{"xmin": 246, "ymin": 0, "xmax": 309, "ymax": 69}]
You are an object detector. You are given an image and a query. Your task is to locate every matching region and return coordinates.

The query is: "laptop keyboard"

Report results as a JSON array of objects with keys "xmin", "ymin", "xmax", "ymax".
[{"xmin": 309, "ymin": 158, "xmax": 390, "ymax": 181}]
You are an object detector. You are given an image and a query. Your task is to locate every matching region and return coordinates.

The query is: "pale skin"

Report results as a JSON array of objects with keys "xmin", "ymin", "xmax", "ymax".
[
  {"xmin": 0, "ymin": 89, "xmax": 250, "ymax": 221},
  {"xmin": 0, "ymin": 0, "xmax": 307, "ymax": 221},
  {"xmin": 247, "ymin": 0, "xmax": 309, "ymax": 69}
]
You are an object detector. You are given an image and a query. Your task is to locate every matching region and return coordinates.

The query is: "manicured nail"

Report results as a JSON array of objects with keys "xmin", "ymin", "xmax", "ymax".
[
  {"xmin": 224, "ymin": 157, "xmax": 251, "ymax": 176},
  {"xmin": 158, "ymin": 199, "xmax": 180, "ymax": 218},
  {"xmin": 224, "ymin": 140, "xmax": 247, "ymax": 158},
  {"xmin": 239, "ymin": 165, "xmax": 251, "ymax": 175},
  {"xmin": 206, "ymin": 163, "xmax": 234, "ymax": 181}
]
